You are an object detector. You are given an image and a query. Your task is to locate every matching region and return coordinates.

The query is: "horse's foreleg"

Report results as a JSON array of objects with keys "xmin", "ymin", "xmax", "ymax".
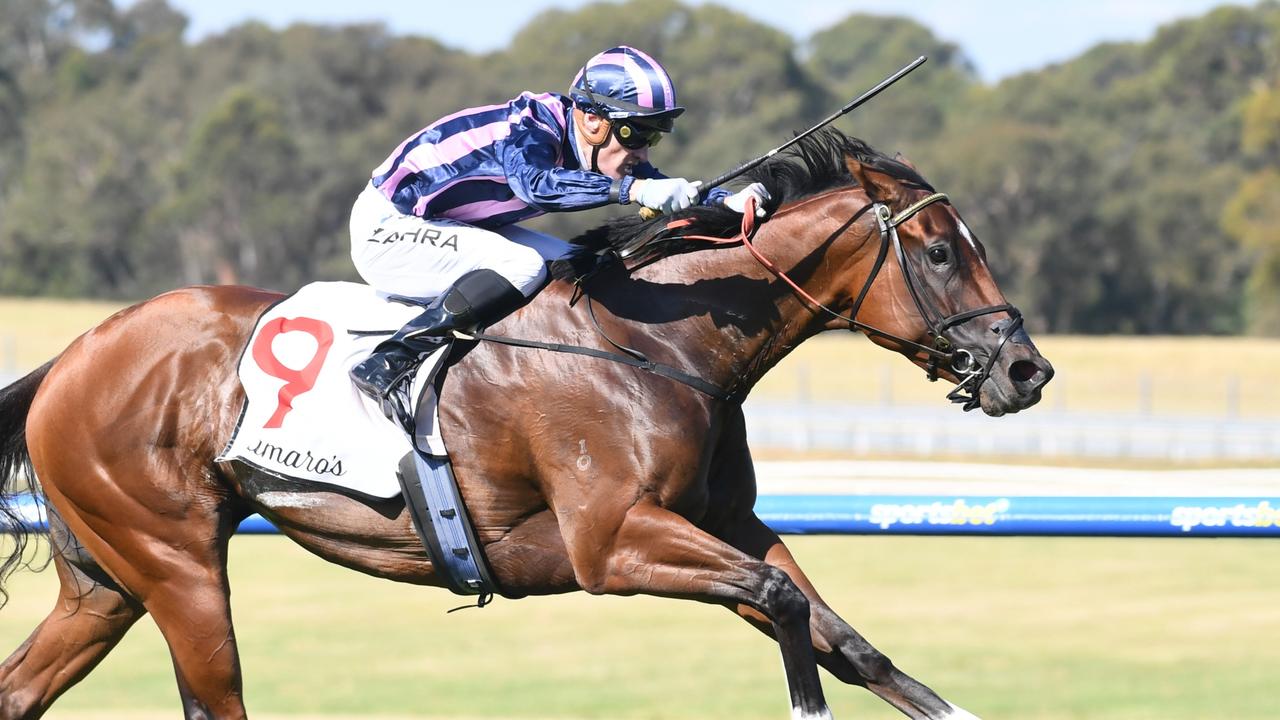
[
  {"xmin": 724, "ymin": 513, "xmax": 978, "ymax": 720},
  {"xmin": 565, "ymin": 501, "xmax": 831, "ymax": 720}
]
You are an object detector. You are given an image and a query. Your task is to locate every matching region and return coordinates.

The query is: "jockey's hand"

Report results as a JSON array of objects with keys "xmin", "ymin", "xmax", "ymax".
[
  {"xmin": 635, "ymin": 178, "xmax": 702, "ymax": 214},
  {"xmin": 723, "ymin": 182, "xmax": 772, "ymax": 217}
]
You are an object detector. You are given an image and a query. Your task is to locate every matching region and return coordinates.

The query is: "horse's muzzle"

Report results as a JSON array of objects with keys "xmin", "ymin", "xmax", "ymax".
[{"xmin": 976, "ymin": 333, "xmax": 1054, "ymax": 417}]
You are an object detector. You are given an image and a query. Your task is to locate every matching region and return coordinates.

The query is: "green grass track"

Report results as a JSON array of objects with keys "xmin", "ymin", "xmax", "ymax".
[{"xmin": 1, "ymin": 534, "xmax": 1277, "ymax": 719}]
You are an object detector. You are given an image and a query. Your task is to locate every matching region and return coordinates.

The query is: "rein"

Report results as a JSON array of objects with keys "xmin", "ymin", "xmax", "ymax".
[{"xmin": 658, "ymin": 196, "xmax": 952, "ymax": 360}]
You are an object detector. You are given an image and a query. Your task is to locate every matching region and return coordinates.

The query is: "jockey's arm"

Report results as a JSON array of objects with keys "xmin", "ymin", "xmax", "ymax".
[
  {"xmin": 500, "ymin": 124, "xmax": 733, "ymax": 213},
  {"xmin": 631, "ymin": 162, "xmax": 731, "ymax": 207},
  {"xmin": 500, "ymin": 128, "xmax": 628, "ymax": 212}
]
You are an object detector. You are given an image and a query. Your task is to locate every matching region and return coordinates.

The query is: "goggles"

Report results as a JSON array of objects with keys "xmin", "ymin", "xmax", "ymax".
[{"xmin": 612, "ymin": 120, "xmax": 665, "ymax": 150}]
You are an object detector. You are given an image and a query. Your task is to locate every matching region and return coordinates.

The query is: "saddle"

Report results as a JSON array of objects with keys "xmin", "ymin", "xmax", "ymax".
[
  {"xmin": 218, "ymin": 280, "xmax": 497, "ymax": 601},
  {"xmin": 218, "ymin": 281, "xmax": 450, "ymax": 495}
]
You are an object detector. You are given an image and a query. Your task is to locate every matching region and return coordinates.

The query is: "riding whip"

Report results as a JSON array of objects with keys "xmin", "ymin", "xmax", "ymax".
[{"xmin": 639, "ymin": 55, "xmax": 928, "ymax": 220}]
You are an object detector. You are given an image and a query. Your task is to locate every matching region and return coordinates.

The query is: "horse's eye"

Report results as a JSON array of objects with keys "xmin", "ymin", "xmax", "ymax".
[{"xmin": 927, "ymin": 246, "xmax": 949, "ymax": 265}]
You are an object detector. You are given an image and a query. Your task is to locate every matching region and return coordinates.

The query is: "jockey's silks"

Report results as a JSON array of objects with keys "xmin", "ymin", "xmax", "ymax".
[{"xmin": 371, "ymin": 92, "xmax": 661, "ymax": 229}]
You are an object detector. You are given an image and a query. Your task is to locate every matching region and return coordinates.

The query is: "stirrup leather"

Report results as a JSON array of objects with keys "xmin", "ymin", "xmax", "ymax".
[{"xmin": 379, "ymin": 365, "xmax": 419, "ymax": 433}]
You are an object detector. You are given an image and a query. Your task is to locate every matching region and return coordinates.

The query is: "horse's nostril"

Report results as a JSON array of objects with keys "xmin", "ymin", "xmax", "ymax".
[{"xmin": 1009, "ymin": 360, "xmax": 1039, "ymax": 384}]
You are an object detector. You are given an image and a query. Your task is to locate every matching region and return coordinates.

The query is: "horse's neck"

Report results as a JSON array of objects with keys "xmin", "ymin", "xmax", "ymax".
[{"xmin": 595, "ymin": 194, "xmax": 871, "ymax": 397}]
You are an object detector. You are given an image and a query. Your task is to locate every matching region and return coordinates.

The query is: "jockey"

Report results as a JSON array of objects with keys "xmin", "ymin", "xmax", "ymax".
[{"xmin": 348, "ymin": 45, "xmax": 769, "ymax": 423}]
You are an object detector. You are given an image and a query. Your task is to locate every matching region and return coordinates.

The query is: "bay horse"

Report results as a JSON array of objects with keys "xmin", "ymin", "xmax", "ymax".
[{"xmin": 0, "ymin": 130, "xmax": 1051, "ymax": 719}]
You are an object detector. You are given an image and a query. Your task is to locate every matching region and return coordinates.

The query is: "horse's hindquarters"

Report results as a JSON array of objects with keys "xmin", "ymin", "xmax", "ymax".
[{"xmin": 19, "ymin": 286, "xmax": 288, "ymax": 718}]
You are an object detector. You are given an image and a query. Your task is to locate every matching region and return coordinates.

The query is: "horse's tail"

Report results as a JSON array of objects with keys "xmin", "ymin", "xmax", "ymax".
[{"xmin": 0, "ymin": 359, "xmax": 55, "ymax": 608}]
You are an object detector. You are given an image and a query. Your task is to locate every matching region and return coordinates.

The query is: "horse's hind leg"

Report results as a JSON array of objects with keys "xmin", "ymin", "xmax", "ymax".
[
  {"xmin": 39, "ymin": 485, "xmax": 248, "ymax": 720},
  {"xmin": 0, "ymin": 512, "xmax": 144, "ymax": 719},
  {"xmin": 140, "ymin": 527, "xmax": 247, "ymax": 720},
  {"xmin": 27, "ymin": 448, "xmax": 248, "ymax": 718}
]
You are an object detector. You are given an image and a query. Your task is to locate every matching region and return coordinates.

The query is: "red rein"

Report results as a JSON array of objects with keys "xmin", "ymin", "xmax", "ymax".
[{"xmin": 664, "ymin": 197, "xmax": 832, "ymax": 312}]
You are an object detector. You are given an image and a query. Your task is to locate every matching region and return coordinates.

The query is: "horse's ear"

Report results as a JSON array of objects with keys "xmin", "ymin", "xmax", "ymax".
[
  {"xmin": 893, "ymin": 152, "xmax": 919, "ymax": 171},
  {"xmin": 846, "ymin": 155, "xmax": 902, "ymax": 204}
]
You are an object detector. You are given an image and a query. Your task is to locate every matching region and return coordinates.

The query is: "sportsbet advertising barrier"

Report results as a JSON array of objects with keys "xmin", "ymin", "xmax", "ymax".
[
  {"xmin": 8, "ymin": 489, "xmax": 1280, "ymax": 538},
  {"xmin": 754, "ymin": 495, "xmax": 1280, "ymax": 537}
]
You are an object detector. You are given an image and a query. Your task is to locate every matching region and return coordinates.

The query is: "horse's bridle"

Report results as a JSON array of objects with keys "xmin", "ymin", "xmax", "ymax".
[
  {"xmin": 869, "ymin": 193, "xmax": 1023, "ymax": 410},
  {"xmin": 724, "ymin": 192, "xmax": 1024, "ymax": 411}
]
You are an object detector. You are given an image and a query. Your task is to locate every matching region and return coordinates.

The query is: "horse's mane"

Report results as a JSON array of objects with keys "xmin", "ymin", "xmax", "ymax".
[{"xmin": 558, "ymin": 128, "xmax": 934, "ymax": 277}]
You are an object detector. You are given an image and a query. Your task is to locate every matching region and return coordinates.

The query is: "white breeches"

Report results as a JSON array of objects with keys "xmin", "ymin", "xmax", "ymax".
[{"xmin": 349, "ymin": 182, "xmax": 572, "ymax": 300}]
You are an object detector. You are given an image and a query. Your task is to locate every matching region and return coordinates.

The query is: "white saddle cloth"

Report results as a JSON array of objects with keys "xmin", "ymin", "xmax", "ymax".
[{"xmin": 217, "ymin": 281, "xmax": 451, "ymax": 498}]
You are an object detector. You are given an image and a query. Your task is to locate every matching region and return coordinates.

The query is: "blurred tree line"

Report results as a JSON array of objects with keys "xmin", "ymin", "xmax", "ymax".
[{"xmin": 1, "ymin": 0, "xmax": 1278, "ymax": 335}]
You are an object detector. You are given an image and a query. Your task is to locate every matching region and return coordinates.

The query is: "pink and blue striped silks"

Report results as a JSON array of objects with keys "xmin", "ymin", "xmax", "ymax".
[{"xmin": 371, "ymin": 91, "xmax": 661, "ymax": 229}]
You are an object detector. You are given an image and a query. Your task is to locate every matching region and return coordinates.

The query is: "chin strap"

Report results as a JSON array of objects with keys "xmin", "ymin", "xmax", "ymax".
[{"xmin": 589, "ymin": 144, "xmax": 602, "ymax": 174}]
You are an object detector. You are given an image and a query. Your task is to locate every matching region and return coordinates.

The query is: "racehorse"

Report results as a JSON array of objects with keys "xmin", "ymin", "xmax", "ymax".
[{"xmin": 0, "ymin": 129, "xmax": 1052, "ymax": 719}]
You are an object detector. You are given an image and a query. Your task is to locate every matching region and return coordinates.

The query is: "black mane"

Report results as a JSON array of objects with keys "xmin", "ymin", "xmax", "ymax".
[
  {"xmin": 559, "ymin": 128, "xmax": 934, "ymax": 276},
  {"xmin": 748, "ymin": 127, "xmax": 934, "ymax": 207}
]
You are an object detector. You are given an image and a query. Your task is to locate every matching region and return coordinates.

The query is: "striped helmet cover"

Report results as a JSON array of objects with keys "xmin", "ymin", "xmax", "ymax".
[{"xmin": 569, "ymin": 45, "xmax": 685, "ymax": 129}]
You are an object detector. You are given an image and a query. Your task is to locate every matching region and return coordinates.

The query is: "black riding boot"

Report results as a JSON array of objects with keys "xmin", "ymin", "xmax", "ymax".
[{"xmin": 351, "ymin": 269, "xmax": 526, "ymax": 426}]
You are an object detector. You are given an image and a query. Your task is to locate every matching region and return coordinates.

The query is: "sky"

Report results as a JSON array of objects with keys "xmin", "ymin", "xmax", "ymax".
[{"xmin": 152, "ymin": 0, "xmax": 1247, "ymax": 82}]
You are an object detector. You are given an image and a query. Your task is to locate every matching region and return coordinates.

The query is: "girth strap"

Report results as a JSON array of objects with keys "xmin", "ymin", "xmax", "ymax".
[{"xmin": 464, "ymin": 331, "xmax": 735, "ymax": 403}]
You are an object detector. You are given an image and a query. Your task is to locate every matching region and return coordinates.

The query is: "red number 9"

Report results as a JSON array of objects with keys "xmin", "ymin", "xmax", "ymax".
[{"xmin": 251, "ymin": 316, "xmax": 334, "ymax": 428}]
